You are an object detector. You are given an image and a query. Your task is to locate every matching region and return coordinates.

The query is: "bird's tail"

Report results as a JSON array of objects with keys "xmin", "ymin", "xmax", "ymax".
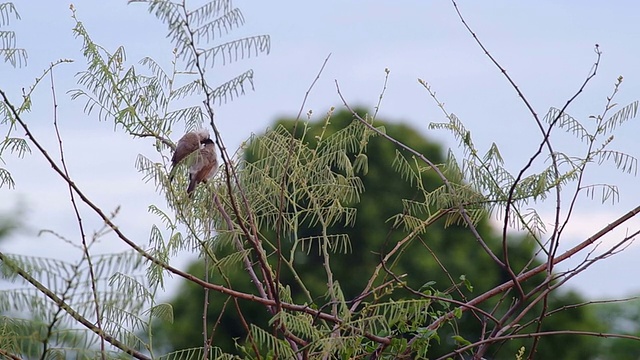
[{"xmin": 186, "ymin": 178, "xmax": 197, "ymax": 197}]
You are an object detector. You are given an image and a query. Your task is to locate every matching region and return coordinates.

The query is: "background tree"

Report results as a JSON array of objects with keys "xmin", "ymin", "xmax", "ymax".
[
  {"xmin": 158, "ymin": 109, "xmax": 605, "ymax": 359},
  {"xmin": 592, "ymin": 298, "xmax": 640, "ymax": 360},
  {"xmin": 1, "ymin": 1, "xmax": 639, "ymax": 359}
]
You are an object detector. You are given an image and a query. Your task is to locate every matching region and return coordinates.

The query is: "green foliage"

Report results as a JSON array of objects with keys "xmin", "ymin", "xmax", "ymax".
[
  {"xmin": 2, "ymin": 0, "xmax": 639, "ymax": 359},
  {"xmin": 157, "ymin": 110, "xmax": 607, "ymax": 359},
  {"xmin": 592, "ymin": 298, "xmax": 640, "ymax": 360},
  {"xmin": 0, "ymin": 249, "xmax": 158, "ymax": 353},
  {"xmin": 0, "ymin": 0, "xmax": 271, "ymax": 358},
  {"xmin": 0, "ymin": 2, "xmax": 27, "ymax": 67},
  {"xmin": 0, "ymin": 1, "xmax": 29, "ymax": 190}
]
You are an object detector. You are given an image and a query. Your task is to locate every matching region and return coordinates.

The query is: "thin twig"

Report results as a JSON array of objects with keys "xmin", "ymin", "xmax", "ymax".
[
  {"xmin": 294, "ymin": 53, "xmax": 331, "ymax": 122},
  {"xmin": 275, "ymin": 53, "xmax": 332, "ymax": 329},
  {"xmin": 426, "ymin": 204, "xmax": 640, "ymax": 332},
  {"xmin": 0, "ymin": 348, "xmax": 22, "ymax": 360},
  {"xmin": 372, "ymin": 68, "xmax": 390, "ymax": 121},
  {"xmin": 130, "ymin": 131, "xmax": 174, "ymax": 150},
  {"xmin": 0, "ymin": 251, "xmax": 151, "ymax": 360},
  {"xmin": 202, "ymin": 233, "xmax": 211, "ymax": 359},
  {"xmin": 447, "ymin": 3, "xmax": 604, "ymax": 357},
  {"xmin": 50, "ymin": 65, "xmax": 106, "ymax": 359},
  {"xmin": 0, "ymin": 87, "xmax": 392, "ymax": 348},
  {"xmin": 335, "ymin": 80, "xmax": 508, "ymax": 284},
  {"xmin": 181, "ymin": 2, "xmax": 280, "ymax": 316},
  {"xmin": 380, "ymin": 257, "xmax": 500, "ymax": 323},
  {"xmin": 436, "ymin": 330, "xmax": 640, "ymax": 360}
]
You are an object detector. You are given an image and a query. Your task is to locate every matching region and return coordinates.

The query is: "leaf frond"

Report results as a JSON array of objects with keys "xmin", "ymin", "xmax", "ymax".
[
  {"xmin": 600, "ymin": 100, "xmax": 639, "ymax": 135},
  {"xmin": 544, "ymin": 107, "xmax": 591, "ymax": 141},
  {"xmin": 196, "ymin": 35, "xmax": 271, "ymax": 69}
]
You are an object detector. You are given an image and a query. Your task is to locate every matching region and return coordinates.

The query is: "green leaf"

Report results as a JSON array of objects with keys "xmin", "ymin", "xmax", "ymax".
[{"xmin": 452, "ymin": 335, "xmax": 472, "ymax": 346}]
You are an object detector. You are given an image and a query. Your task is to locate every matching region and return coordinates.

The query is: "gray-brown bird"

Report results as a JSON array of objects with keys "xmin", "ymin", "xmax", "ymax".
[
  {"xmin": 169, "ymin": 129, "xmax": 210, "ymax": 181},
  {"xmin": 187, "ymin": 138, "xmax": 218, "ymax": 195}
]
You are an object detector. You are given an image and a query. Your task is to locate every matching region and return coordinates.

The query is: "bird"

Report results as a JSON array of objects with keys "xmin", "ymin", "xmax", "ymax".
[
  {"xmin": 187, "ymin": 137, "xmax": 218, "ymax": 196},
  {"xmin": 169, "ymin": 129, "xmax": 210, "ymax": 181}
]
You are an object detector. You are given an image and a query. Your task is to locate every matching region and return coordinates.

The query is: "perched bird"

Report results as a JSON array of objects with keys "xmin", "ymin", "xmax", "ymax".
[
  {"xmin": 169, "ymin": 129, "xmax": 210, "ymax": 181},
  {"xmin": 187, "ymin": 138, "xmax": 218, "ymax": 196}
]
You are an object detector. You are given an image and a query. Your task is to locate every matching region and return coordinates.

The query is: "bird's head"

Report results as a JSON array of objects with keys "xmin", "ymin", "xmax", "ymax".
[
  {"xmin": 195, "ymin": 128, "xmax": 210, "ymax": 140},
  {"xmin": 201, "ymin": 138, "xmax": 214, "ymax": 145}
]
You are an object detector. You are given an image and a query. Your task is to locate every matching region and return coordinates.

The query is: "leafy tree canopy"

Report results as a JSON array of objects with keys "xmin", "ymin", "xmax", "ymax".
[{"xmin": 158, "ymin": 109, "xmax": 604, "ymax": 359}]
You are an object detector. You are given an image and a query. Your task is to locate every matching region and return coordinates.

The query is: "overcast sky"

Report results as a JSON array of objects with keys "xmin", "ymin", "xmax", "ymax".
[{"xmin": 2, "ymin": 1, "xmax": 640, "ymax": 300}]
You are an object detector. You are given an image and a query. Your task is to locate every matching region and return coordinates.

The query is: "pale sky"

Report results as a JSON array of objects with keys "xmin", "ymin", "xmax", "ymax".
[{"xmin": 2, "ymin": 1, "xmax": 640, "ymax": 300}]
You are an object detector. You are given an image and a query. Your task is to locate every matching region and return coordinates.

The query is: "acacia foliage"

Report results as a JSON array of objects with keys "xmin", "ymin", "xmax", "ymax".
[
  {"xmin": 0, "ymin": 1, "xmax": 639, "ymax": 359},
  {"xmin": 159, "ymin": 110, "xmax": 605, "ymax": 360}
]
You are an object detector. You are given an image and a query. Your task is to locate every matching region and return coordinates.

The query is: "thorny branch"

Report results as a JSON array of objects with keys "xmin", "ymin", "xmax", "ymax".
[
  {"xmin": 2, "ymin": 1, "xmax": 639, "ymax": 358},
  {"xmin": 50, "ymin": 66, "xmax": 106, "ymax": 359},
  {"xmin": 0, "ymin": 88, "xmax": 392, "ymax": 356},
  {"xmin": 178, "ymin": 2, "xmax": 297, "ymax": 355},
  {"xmin": 436, "ymin": 1, "xmax": 622, "ymax": 358}
]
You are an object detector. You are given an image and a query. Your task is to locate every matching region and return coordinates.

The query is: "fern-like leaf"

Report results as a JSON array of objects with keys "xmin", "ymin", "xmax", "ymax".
[
  {"xmin": 597, "ymin": 149, "xmax": 638, "ymax": 175},
  {"xmin": 600, "ymin": 100, "xmax": 639, "ymax": 135},
  {"xmin": 544, "ymin": 107, "xmax": 590, "ymax": 141},
  {"xmin": 0, "ymin": 3, "xmax": 27, "ymax": 67},
  {"xmin": 196, "ymin": 35, "xmax": 270, "ymax": 68}
]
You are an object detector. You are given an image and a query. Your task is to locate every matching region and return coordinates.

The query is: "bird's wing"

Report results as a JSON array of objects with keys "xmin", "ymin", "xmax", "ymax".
[
  {"xmin": 204, "ymin": 153, "xmax": 218, "ymax": 180},
  {"xmin": 189, "ymin": 151, "xmax": 207, "ymax": 175},
  {"xmin": 172, "ymin": 132, "xmax": 199, "ymax": 166},
  {"xmin": 187, "ymin": 145, "xmax": 217, "ymax": 195}
]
